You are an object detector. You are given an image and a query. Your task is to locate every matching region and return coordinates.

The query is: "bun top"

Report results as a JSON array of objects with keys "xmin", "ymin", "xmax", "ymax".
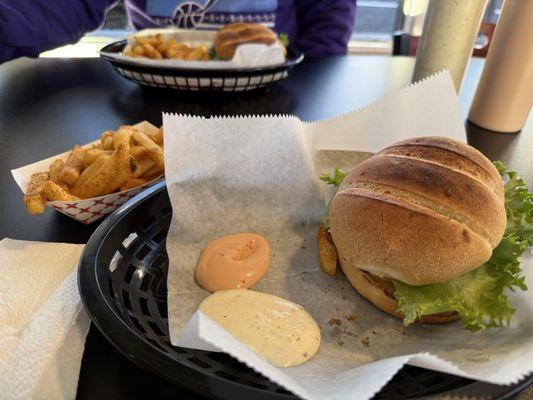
[
  {"xmin": 215, "ymin": 22, "xmax": 278, "ymax": 60},
  {"xmin": 329, "ymin": 136, "xmax": 506, "ymax": 286}
]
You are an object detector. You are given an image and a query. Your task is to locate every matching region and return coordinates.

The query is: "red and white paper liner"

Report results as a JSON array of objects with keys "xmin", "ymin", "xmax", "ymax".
[{"xmin": 47, "ymin": 178, "xmax": 162, "ymax": 225}]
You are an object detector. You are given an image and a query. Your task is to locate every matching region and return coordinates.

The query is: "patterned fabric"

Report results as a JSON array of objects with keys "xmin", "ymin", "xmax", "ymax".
[{"xmin": 128, "ymin": 0, "xmax": 277, "ymax": 29}]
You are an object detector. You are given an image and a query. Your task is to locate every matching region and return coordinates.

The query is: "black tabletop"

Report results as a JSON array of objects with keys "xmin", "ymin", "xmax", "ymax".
[{"xmin": 0, "ymin": 55, "xmax": 531, "ymax": 400}]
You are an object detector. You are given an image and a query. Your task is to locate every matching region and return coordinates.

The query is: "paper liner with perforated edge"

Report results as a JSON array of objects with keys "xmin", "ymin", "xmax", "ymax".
[
  {"xmin": 164, "ymin": 70, "xmax": 533, "ymax": 400},
  {"xmin": 44, "ymin": 181, "xmax": 161, "ymax": 224}
]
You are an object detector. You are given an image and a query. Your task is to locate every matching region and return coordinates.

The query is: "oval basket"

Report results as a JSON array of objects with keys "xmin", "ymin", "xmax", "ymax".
[
  {"xmin": 78, "ymin": 180, "xmax": 531, "ymax": 399},
  {"xmin": 100, "ymin": 40, "xmax": 303, "ymax": 92}
]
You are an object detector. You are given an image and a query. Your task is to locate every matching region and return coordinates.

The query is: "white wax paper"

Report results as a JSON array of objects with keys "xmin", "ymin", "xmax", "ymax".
[
  {"xmin": 100, "ymin": 28, "xmax": 286, "ymax": 70},
  {"xmin": 163, "ymin": 71, "xmax": 533, "ymax": 400}
]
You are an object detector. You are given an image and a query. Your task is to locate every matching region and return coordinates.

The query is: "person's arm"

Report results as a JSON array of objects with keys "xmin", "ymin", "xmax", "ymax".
[
  {"xmin": 0, "ymin": 0, "xmax": 115, "ymax": 63},
  {"xmin": 295, "ymin": 0, "xmax": 356, "ymax": 57}
]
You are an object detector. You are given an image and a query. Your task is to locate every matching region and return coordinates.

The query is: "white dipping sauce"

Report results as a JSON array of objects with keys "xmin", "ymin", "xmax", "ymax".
[{"xmin": 198, "ymin": 289, "xmax": 321, "ymax": 367}]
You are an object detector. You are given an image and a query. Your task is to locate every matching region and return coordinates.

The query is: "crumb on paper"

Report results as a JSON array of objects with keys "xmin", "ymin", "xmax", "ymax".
[
  {"xmin": 360, "ymin": 337, "xmax": 370, "ymax": 348},
  {"xmin": 343, "ymin": 329, "xmax": 356, "ymax": 337},
  {"xmin": 396, "ymin": 328, "xmax": 407, "ymax": 336},
  {"xmin": 345, "ymin": 314, "xmax": 357, "ymax": 321},
  {"xmin": 328, "ymin": 318, "xmax": 342, "ymax": 326}
]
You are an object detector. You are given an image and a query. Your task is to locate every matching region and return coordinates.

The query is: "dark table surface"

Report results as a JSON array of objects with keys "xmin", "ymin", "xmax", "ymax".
[{"xmin": 0, "ymin": 55, "xmax": 531, "ymax": 400}]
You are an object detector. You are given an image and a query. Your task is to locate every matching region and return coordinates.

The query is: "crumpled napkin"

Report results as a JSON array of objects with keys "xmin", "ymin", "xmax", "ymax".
[{"xmin": 0, "ymin": 239, "xmax": 89, "ymax": 400}]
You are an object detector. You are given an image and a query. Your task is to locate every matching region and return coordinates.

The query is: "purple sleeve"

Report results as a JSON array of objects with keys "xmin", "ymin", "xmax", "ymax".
[
  {"xmin": 0, "ymin": 0, "xmax": 115, "ymax": 63},
  {"xmin": 295, "ymin": 0, "xmax": 356, "ymax": 57}
]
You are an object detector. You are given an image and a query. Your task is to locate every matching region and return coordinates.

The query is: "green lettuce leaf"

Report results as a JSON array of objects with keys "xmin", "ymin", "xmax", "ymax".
[
  {"xmin": 319, "ymin": 167, "xmax": 347, "ymax": 228},
  {"xmin": 278, "ymin": 32, "xmax": 289, "ymax": 47},
  {"xmin": 208, "ymin": 46, "xmax": 222, "ymax": 60},
  {"xmin": 494, "ymin": 161, "xmax": 533, "ymax": 244},
  {"xmin": 393, "ymin": 162, "xmax": 532, "ymax": 331}
]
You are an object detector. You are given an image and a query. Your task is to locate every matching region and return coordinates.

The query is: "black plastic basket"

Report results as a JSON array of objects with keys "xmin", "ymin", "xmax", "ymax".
[
  {"xmin": 78, "ymin": 180, "xmax": 532, "ymax": 399},
  {"xmin": 100, "ymin": 40, "xmax": 303, "ymax": 92}
]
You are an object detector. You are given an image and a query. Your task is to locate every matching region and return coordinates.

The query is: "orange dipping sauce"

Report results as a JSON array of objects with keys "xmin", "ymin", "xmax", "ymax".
[{"xmin": 195, "ymin": 233, "xmax": 271, "ymax": 292}]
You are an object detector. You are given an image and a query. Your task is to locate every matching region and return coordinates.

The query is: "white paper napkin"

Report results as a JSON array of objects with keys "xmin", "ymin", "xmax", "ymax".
[
  {"xmin": 163, "ymin": 71, "xmax": 533, "ymax": 400},
  {"xmin": 0, "ymin": 239, "xmax": 89, "ymax": 400}
]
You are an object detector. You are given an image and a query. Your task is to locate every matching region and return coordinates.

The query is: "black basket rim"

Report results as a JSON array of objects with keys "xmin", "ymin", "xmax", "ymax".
[
  {"xmin": 100, "ymin": 40, "xmax": 304, "ymax": 77},
  {"xmin": 78, "ymin": 180, "xmax": 296, "ymax": 399}
]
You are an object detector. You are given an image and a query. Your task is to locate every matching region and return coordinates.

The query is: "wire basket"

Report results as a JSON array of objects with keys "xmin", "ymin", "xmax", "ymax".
[
  {"xmin": 79, "ymin": 180, "xmax": 533, "ymax": 399},
  {"xmin": 100, "ymin": 40, "xmax": 303, "ymax": 92}
]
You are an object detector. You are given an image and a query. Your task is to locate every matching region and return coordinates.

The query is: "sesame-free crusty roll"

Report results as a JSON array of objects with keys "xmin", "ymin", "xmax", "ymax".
[
  {"xmin": 214, "ymin": 22, "xmax": 278, "ymax": 60},
  {"xmin": 329, "ymin": 136, "xmax": 506, "ymax": 287}
]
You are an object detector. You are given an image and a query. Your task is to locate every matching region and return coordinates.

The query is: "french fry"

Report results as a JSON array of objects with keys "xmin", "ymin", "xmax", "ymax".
[
  {"xmin": 143, "ymin": 43, "xmax": 162, "ymax": 59},
  {"xmin": 166, "ymin": 46, "xmax": 189, "ymax": 60},
  {"xmin": 317, "ymin": 223, "xmax": 337, "ymax": 276},
  {"xmin": 185, "ymin": 45, "xmax": 207, "ymax": 61},
  {"xmin": 100, "ymin": 130, "xmax": 114, "ymax": 142},
  {"xmin": 102, "ymin": 136, "xmax": 114, "ymax": 150},
  {"xmin": 60, "ymin": 145, "xmax": 84, "ymax": 185},
  {"xmin": 23, "ymin": 172, "xmax": 49, "ymax": 214},
  {"xmin": 132, "ymin": 45, "xmax": 145, "ymax": 57},
  {"xmin": 141, "ymin": 164, "xmax": 164, "ymax": 181},
  {"xmin": 134, "ymin": 36, "xmax": 148, "ymax": 46},
  {"xmin": 131, "ymin": 145, "xmax": 147, "ymax": 160},
  {"xmin": 48, "ymin": 159, "xmax": 70, "ymax": 191},
  {"xmin": 133, "ymin": 120, "xmax": 159, "ymax": 136},
  {"xmin": 114, "ymin": 128, "xmax": 133, "ymax": 148},
  {"xmin": 48, "ymin": 159, "xmax": 64, "ymax": 183},
  {"xmin": 123, "ymin": 44, "xmax": 134, "ymax": 57},
  {"xmin": 71, "ymin": 154, "xmax": 110, "ymax": 196},
  {"xmin": 83, "ymin": 148, "xmax": 112, "ymax": 166},
  {"xmin": 100, "ymin": 130, "xmax": 115, "ymax": 150},
  {"xmin": 42, "ymin": 181, "xmax": 80, "ymax": 202},
  {"xmin": 119, "ymin": 177, "xmax": 147, "ymax": 192},
  {"xmin": 132, "ymin": 156, "xmax": 155, "ymax": 178},
  {"xmin": 132, "ymin": 131, "xmax": 164, "ymax": 169},
  {"xmin": 156, "ymin": 38, "xmax": 177, "ymax": 54},
  {"xmin": 74, "ymin": 143, "xmax": 136, "ymax": 198},
  {"xmin": 149, "ymin": 127, "xmax": 163, "ymax": 146},
  {"xmin": 145, "ymin": 34, "xmax": 162, "ymax": 47}
]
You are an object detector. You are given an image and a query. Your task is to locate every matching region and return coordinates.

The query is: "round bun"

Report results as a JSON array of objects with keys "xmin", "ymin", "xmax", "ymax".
[
  {"xmin": 215, "ymin": 22, "xmax": 278, "ymax": 60},
  {"xmin": 340, "ymin": 258, "xmax": 459, "ymax": 324},
  {"xmin": 329, "ymin": 136, "xmax": 506, "ymax": 286}
]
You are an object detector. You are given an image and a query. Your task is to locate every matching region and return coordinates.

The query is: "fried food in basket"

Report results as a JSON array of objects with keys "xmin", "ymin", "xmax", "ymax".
[
  {"xmin": 22, "ymin": 122, "xmax": 165, "ymax": 215},
  {"xmin": 42, "ymin": 181, "xmax": 80, "ymax": 202},
  {"xmin": 214, "ymin": 22, "xmax": 278, "ymax": 60},
  {"xmin": 23, "ymin": 172, "xmax": 49, "ymax": 214},
  {"xmin": 317, "ymin": 223, "xmax": 337, "ymax": 276},
  {"xmin": 124, "ymin": 34, "xmax": 212, "ymax": 61}
]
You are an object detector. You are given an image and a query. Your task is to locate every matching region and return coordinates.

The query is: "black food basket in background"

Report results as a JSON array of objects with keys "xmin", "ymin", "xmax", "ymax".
[{"xmin": 100, "ymin": 40, "xmax": 304, "ymax": 92}]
